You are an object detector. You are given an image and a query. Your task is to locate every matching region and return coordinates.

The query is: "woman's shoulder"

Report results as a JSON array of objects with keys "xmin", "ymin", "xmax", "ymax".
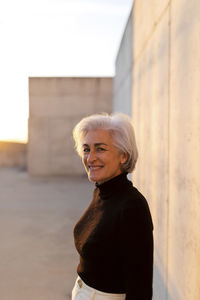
[
  {"xmin": 120, "ymin": 184, "xmax": 154, "ymax": 229},
  {"xmin": 122, "ymin": 181, "xmax": 148, "ymax": 207}
]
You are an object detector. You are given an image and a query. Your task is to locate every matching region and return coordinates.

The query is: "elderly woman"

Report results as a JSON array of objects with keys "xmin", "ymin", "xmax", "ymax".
[{"xmin": 72, "ymin": 113, "xmax": 154, "ymax": 300}]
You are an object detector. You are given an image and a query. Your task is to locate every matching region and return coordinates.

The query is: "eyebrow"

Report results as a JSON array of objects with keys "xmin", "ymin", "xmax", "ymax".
[{"xmin": 83, "ymin": 143, "xmax": 108, "ymax": 147}]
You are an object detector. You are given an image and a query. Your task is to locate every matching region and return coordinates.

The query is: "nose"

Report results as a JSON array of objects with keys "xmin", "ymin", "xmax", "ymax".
[{"xmin": 87, "ymin": 150, "xmax": 96, "ymax": 163}]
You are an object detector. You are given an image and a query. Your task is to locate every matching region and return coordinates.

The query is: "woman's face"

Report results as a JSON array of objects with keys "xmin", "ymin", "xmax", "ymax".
[{"xmin": 81, "ymin": 129, "xmax": 127, "ymax": 184}]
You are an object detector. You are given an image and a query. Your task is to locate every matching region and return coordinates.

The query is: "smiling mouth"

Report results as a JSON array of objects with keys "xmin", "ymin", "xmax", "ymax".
[{"xmin": 89, "ymin": 166, "xmax": 103, "ymax": 171}]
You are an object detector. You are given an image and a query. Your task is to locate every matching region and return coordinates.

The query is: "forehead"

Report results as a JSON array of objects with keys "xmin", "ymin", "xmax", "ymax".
[{"xmin": 82, "ymin": 129, "xmax": 113, "ymax": 145}]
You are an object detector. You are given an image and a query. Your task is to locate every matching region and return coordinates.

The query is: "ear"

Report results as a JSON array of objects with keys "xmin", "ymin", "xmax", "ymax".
[{"xmin": 120, "ymin": 152, "xmax": 128, "ymax": 164}]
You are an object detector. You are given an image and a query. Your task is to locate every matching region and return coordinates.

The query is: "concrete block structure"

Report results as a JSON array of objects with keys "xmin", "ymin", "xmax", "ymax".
[
  {"xmin": 114, "ymin": 0, "xmax": 200, "ymax": 299},
  {"xmin": 28, "ymin": 77, "xmax": 112, "ymax": 176}
]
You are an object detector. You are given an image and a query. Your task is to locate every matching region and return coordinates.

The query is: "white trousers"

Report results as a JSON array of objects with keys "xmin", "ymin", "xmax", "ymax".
[{"xmin": 72, "ymin": 277, "xmax": 125, "ymax": 300}]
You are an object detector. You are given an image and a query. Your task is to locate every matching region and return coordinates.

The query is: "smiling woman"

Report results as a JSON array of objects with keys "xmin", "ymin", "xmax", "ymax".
[{"xmin": 71, "ymin": 113, "xmax": 154, "ymax": 300}]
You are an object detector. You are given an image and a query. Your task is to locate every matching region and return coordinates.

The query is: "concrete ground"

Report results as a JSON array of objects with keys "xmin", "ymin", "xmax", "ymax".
[{"xmin": 0, "ymin": 167, "xmax": 93, "ymax": 300}]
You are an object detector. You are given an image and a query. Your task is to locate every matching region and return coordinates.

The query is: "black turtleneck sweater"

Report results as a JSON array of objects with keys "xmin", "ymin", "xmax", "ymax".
[{"xmin": 73, "ymin": 173, "xmax": 154, "ymax": 300}]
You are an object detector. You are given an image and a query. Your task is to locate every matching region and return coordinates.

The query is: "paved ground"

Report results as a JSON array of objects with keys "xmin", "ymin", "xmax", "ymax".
[{"xmin": 0, "ymin": 167, "xmax": 93, "ymax": 300}]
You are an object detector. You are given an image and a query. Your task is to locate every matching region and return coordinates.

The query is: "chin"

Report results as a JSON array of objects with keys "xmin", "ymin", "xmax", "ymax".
[
  {"xmin": 88, "ymin": 175, "xmax": 100, "ymax": 182},
  {"xmin": 87, "ymin": 172, "xmax": 103, "ymax": 183}
]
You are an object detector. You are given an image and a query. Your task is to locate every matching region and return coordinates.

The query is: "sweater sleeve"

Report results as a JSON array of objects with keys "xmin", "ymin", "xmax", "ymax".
[{"xmin": 119, "ymin": 197, "xmax": 154, "ymax": 300}]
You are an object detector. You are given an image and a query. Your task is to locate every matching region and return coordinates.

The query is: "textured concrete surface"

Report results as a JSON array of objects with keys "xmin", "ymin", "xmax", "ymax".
[
  {"xmin": 28, "ymin": 77, "xmax": 112, "ymax": 176},
  {"xmin": 133, "ymin": 0, "xmax": 169, "ymax": 61},
  {"xmin": 114, "ymin": 0, "xmax": 200, "ymax": 299},
  {"xmin": 0, "ymin": 167, "xmax": 93, "ymax": 300},
  {"xmin": 132, "ymin": 8, "xmax": 169, "ymax": 300},
  {"xmin": 169, "ymin": 0, "xmax": 200, "ymax": 299}
]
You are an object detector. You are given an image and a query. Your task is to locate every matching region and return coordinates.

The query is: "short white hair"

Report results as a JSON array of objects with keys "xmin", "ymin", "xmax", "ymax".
[{"xmin": 72, "ymin": 113, "xmax": 138, "ymax": 173}]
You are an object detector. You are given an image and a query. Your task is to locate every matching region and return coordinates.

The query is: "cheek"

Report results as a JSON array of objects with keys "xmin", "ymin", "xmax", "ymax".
[
  {"xmin": 105, "ymin": 155, "xmax": 119, "ymax": 166},
  {"xmin": 112, "ymin": 156, "xmax": 123, "ymax": 168}
]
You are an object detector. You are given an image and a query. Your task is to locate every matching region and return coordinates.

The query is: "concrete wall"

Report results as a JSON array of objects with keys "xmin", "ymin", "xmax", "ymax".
[
  {"xmin": 113, "ymin": 8, "xmax": 133, "ymax": 116},
  {"xmin": 114, "ymin": 0, "xmax": 200, "ymax": 299},
  {"xmin": 28, "ymin": 77, "xmax": 112, "ymax": 176},
  {"xmin": 0, "ymin": 142, "xmax": 27, "ymax": 168}
]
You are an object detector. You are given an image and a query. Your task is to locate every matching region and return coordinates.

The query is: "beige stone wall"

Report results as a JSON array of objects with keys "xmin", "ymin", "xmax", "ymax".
[
  {"xmin": 133, "ymin": 0, "xmax": 200, "ymax": 299},
  {"xmin": 28, "ymin": 77, "xmax": 112, "ymax": 176},
  {"xmin": 114, "ymin": 0, "xmax": 200, "ymax": 299},
  {"xmin": 0, "ymin": 142, "xmax": 27, "ymax": 168}
]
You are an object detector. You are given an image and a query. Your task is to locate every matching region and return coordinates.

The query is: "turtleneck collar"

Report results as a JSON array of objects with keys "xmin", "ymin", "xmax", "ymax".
[{"xmin": 95, "ymin": 172, "xmax": 132, "ymax": 199}]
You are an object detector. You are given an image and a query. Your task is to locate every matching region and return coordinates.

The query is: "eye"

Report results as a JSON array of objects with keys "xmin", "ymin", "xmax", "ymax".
[
  {"xmin": 83, "ymin": 148, "xmax": 90, "ymax": 153},
  {"xmin": 97, "ymin": 147, "xmax": 105, "ymax": 152}
]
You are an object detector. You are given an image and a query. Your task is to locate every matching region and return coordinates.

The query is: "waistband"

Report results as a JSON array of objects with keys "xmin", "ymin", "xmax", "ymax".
[{"xmin": 75, "ymin": 276, "xmax": 126, "ymax": 297}]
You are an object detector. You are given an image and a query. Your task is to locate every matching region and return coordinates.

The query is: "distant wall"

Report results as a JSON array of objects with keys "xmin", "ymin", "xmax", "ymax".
[
  {"xmin": 113, "ymin": 9, "xmax": 133, "ymax": 116},
  {"xmin": 114, "ymin": 0, "xmax": 200, "ymax": 299},
  {"xmin": 0, "ymin": 142, "xmax": 27, "ymax": 168},
  {"xmin": 28, "ymin": 77, "xmax": 112, "ymax": 176}
]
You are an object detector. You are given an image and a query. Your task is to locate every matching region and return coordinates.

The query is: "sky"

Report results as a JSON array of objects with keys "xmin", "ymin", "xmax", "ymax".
[{"xmin": 0, "ymin": 0, "xmax": 133, "ymax": 142}]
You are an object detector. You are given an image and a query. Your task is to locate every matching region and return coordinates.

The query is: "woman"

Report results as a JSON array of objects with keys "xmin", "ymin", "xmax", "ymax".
[{"xmin": 72, "ymin": 113, "xmax": 154, "ymax": 300}]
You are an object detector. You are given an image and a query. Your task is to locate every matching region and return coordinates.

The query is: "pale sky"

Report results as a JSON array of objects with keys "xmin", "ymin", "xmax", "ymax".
[{"xmin": 0, "ymin": 0, "xmax": 133, "ymax": 142}]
